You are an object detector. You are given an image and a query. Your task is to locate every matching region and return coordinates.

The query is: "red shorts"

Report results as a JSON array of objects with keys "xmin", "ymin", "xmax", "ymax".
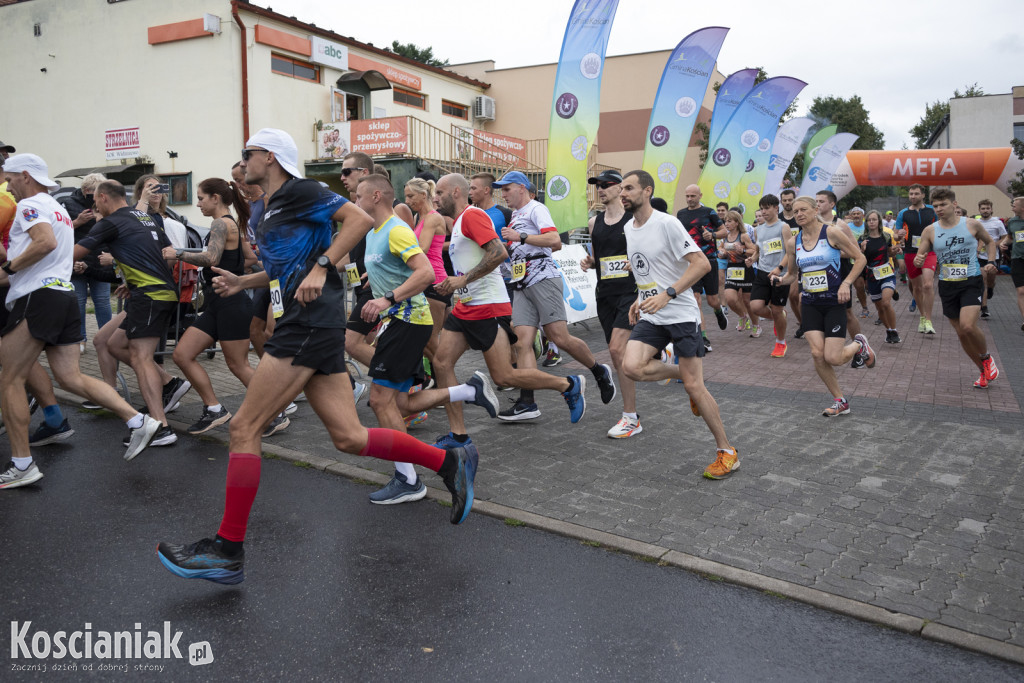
[{"xmin": 906, "ymin": 251, "xmax": 936, "ymax": 280}]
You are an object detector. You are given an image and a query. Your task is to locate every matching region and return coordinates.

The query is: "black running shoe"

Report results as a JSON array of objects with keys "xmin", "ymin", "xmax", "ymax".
[
  {"xmin": 714, "ymin": 307, "xmax": 728, "ymax": 330},
  {"xmin": 794, "ymin": 325, "xmax": 804, "ymax": 339},
  {"xmin": 595, "ymin": 363, "xmax": 616, "ymax": 405},
  {"xmin": 702, "ymin": 337, "xmax": 713, "ymax": 353},
  {"xmin": 188, "ymin": 407, "xmax": 232, "ymax": 435},
  {"xmin": 440, "ymin": 444, "xmax": 478, "ymax": 525},
  {"xmin": 161, "ymin": 377, "xmax": 192, "ymax": 414},
  {"xmin": 157, "ymin": 538, "xmax": 245, "ymax": 584},
  {"xmin": 497, "ymin": 398, "xmax": 540, "ymax": 421},
  {"xmin": 29, "ymin": 419, "xmax": 74, "ymax": 446}
]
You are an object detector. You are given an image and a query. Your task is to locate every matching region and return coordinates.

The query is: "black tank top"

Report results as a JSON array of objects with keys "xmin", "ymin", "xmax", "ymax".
[
  {"xmin": 591, "ymin": 209, "xmax": 635, "ymax": 298},
  {"xmin": 203, "ymin": 215, "xmax": 246, "ymax": 283}
]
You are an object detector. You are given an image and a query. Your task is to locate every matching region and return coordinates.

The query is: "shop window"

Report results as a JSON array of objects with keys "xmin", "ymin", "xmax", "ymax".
[
  {"xmin": 442, "ymin": 100, "xmax": 469, "ymax": 120},
  {"xmin": 271, "ymin": 53, "xmax": 320, "ymax": 83},
  {"xmin": 394, "ymin": 86, "xmax": 426, "ymax": 110},
  {"xmin": 160, "ymin": 173, "xmax": 192, "ymax": 206},
  {"xmin": 1015, "ymin": 123, "xmax": 1024, "ymax": 144}
]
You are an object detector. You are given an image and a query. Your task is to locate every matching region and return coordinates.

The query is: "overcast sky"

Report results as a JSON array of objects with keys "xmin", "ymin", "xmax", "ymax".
[{"xmin": 270, "ymin": 0, "xmax": 1022, "ymax": 150}]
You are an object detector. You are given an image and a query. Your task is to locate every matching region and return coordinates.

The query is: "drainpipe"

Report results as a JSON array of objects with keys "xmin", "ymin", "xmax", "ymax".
[{"xmin": 231, "ymin": 1, "xmax": 250, "ymax": 144}]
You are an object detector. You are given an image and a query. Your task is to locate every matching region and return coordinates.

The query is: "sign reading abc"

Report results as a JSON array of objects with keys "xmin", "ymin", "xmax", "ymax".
[{"xmin": 310, "ymin": 37, "xmax": 348, "ymax": 70}]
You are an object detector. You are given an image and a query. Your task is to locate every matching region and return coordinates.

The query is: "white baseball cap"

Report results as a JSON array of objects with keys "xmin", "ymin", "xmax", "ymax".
[
  {"xmin": 4, "ymin": 153, "xmax": 59, "ymax": 190},
  {"xmin": 245, "ymin": 128, "xmax": 303, "ymax": 179}
]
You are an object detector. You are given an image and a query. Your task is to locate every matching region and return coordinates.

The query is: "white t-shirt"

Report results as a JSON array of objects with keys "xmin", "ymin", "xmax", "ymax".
[
  {"xmin": 624, "ymin": 210, "xmax": 702, "ymax": 325},
  {"xmin": 162, "ymin": 216, "xmax": 188, "ymax": 250},
  {"xmin": 978, "ymin": 217, "xmax": 1006, "ymax": 255},
  {"xmin": 7, "ymin": 192, "xmax": 75, "ymax": 307},
  {"xmin": 507, "ymin": 200, "xmax": 560, "ymax": 287}
]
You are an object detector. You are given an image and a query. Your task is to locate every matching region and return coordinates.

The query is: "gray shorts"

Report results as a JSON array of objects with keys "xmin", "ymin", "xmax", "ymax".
[{"xmin": 512, "ymin": 275, "xmax": 566, "ymax": 328}]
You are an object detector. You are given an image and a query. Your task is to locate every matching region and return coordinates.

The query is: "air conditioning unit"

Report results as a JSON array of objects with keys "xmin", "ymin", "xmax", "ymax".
[{"xmin": 474, "ymin": 95, "xmax": 496, "ymax": 121}]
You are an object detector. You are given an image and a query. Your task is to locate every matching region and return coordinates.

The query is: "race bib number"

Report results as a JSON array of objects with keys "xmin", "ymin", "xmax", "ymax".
[
  {"xmin": 344, "ymin": 263, "xmax": 360, "ymax": 287},
  {"xmin": 801, "ymin": 270, "xmax": 828, "ymax": 293},
  {"xmin": 871, "ymin": 263, "xmax": 894, "ymax": 280},
  {"xmin": 453, "ymin": 274, "xmax": 472, "ymax": 303},
  {"xmin": 791, "ymin": 227, "xmax": 800, "ymax": 237},
  {"xmin": 1015, "ymin": 230, "xmax": 1024, "ymax": 243},
  {"xmin": 911, "ymin": 234, "xmax": 922, "ymax": 249},
  {"xmin": 763, "ymin": 238, "xmax": 783, "ymax": 255},
  {"xmin": 599, "ymin": 255, "xmax": 630, "ymax": 279},
  {"xmin": 637, "ymin": 281, "xmax": 660, "ymax": 302},
  {"xmin": 269, "ymin": 279, "xmax": 284, "ymax": 319},
  {"xmin": 940, "ymin": 263, "xmax": 968, "ymax": 281},
  {"xmin": 726, "ymin": 267, "xmax": 746, "ymax": 281},
  {"xmin": 510, "ymin": 260, "xmax": 526, "ymax": 283}
]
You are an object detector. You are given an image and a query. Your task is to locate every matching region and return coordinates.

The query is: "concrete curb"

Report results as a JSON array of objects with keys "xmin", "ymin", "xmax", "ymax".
[{"xmin": 54, "ymin": 388, "xmax": 1024, "ymax": 666}]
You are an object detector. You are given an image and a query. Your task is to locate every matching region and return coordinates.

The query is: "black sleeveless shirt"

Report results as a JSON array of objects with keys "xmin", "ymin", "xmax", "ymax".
[
  {"xmin": 203, "ymin": 215, "xmax": 246, "ymax": 283},
  {"xmin": 591, "ymin": 210, "xmax": 636, "ymax": 298}
]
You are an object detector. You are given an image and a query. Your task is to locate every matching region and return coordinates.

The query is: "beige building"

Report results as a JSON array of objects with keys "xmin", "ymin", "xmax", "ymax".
[
  {"xmin": 925, "ymin": 86, "xmax": 1024, "ymax": 212},
  {"xmin": 454, "ymin": 53, "xmax": 725, "ymax": 214},
  {"xmin": 0, "ymin": 0, "xmax": 491, "ymax": 222}
]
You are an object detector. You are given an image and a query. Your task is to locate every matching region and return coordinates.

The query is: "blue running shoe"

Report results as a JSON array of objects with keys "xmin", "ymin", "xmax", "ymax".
[
  {"xmin": 909, "ymin": 298, "xmax": 917, "ymax": 313},
  {"xmin": 434, "ymin": 433, "xmax": 473, "ymax": 450},
  {"xmin": 441, "ymin": 445, "xmax": 478, "ymax": 525},
  {"xmin": 369, "ymin": 470, "xmax": 427, "ymax": 505},
  {"xmin": 29, "ymin": 418, "xmax": 74, "ymax": 446},
  {"xmin": 157, "ymin": 538, "xmax": 244, "ymax": 585},
  {"xmin": 562, "ymin": 375, "xmax": 587, "ymax": 424}
]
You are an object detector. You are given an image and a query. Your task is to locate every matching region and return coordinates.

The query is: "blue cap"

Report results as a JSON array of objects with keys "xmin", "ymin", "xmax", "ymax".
[{"xmin": 492, "ymin": 171, "xmax": 531, "ymax": 188}]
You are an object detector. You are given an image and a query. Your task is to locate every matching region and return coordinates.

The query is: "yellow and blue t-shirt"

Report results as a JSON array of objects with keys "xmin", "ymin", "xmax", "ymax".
[{"xmin": 364, "ymin": 215, "xmax": 431, "ymax": 326}]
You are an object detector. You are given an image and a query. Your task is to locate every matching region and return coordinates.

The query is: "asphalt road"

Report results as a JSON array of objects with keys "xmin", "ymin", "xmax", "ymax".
[{"xmin": 2, "ymin": 409, "xmax": 1021, "ymax": 682}]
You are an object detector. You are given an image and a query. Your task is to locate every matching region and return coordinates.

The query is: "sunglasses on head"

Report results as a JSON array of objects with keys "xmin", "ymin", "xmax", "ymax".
[
  {"xmin": 340, "ymin": 167, "xmax": 365, "ymax": 177},
  {"xmin": 241, "ymin": 148, "xmax": 269, "ymax": 161},
  {"xmin": 597, "ymin": 181, "xmax": 619, "ymax": 189}
]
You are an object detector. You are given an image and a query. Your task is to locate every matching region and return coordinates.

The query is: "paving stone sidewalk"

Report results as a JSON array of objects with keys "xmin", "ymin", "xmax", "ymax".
[{"xmin": 67, "ymin": 274, "xmax": 1024, "ymax": 649}]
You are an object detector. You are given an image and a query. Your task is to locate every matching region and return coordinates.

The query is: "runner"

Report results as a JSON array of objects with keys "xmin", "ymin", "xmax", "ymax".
[
  {"xmin": 403, "ymin": 177, "xmax": 448, "ymax": 374},
  {"xmin": 355, "ymin": 173, "xmax": 499, "ymax": 504},
  {"xmin": 776, "ymin": 196, "xmax": 875, "ymax": 417},
  {"xmin": 157, "ymin": 130, "xmax": 479, "ymax": 585},
  {"xmin": 747, "ymin": 194, "xmax": 796, "ymax": 357},
  {"xmin": 859, "ymin": 210, "xmax": 902, "ymax": 343},
  {"xmin": 675, "ymin": 184, "xmax": 728, "ymax": 352},
  {"xmin": 580, "ymin": 170, "xmax": 641, "ymax": 438},
  {"xmin": 1, "ymin": 154, "xmax": 160, "ymax": 489},
  {"xmin": 779, "ymin": 189, "xmax": 804, "ymax": 338},
  {"xmin": 846, "ymin": 207, "xmax": 871, "ymax": 318},
  {"xmin": 914, "ymin": 188, "xmax": 1000, "ymax": 389},
  {"xmin": 494, "ymin": 170, "xmax": 614, "ymax": 421},
  {"xmin": 715, "ymin": 201, "xmax": 730, "ymax": 297},
  {"xmin": 617, "ymin": 170, "xmax": 739, "ymax": 479},
  {"xmin": 816, "ymin": 191, "xmax": 866, "ymax": 369},
  {"xmin": 166, "ymin": 178, "xmax": 257, "ymax": 434},
  {"xmin": 717, "ymin": 210, "xmax": 757, "ymax": 337},
  {"xmin": 896, "ymin": 184, "xmax": 938, "ymax": 335},
  {"xmin": 1000, "ymin": 196, "xmax": 1024, "ymax": 332},
  {"xmin": 975, "ymin": 198, "xmax": 1007, "ymax": 318}
]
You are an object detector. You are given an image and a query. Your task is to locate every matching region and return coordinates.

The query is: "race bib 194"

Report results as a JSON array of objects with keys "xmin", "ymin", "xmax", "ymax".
[{"xmin": 763, "ymin": 238, "xmax": 783, "ymax": 255}]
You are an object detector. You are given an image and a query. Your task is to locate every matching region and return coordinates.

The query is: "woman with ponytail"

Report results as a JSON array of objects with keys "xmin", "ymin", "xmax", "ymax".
[{"xmin": 163, "ymin": 178, "xmax": 260, "ymax": 435}]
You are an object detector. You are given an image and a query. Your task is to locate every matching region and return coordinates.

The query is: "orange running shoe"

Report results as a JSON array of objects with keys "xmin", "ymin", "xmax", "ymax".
[
  {"xmin": 973, "ymin": 372, "xmax": 988, "ymax": 389},
  {"xmin": 770, "ymin": 341, "xmax": 787, "ymax": 358},
  {"xmin": 983, "ymin": 357, "xmax": 999, "ymax": 382},
  {"xmin": 703, "ymin": 448, "xmax": 740, "ymax": 479}
]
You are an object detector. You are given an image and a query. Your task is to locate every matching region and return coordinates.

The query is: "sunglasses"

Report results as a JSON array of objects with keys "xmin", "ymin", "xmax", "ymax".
[
  {"xmin": 241, "ymin": 148, "xmax": 269, "ymax": 161},
  {"xmin": 597, "ymin": 182, "xmax": 619, "ymax": 189},
  {"xmin": 340, "ymin": 167, "xmax": 365, "ymax": 177}
]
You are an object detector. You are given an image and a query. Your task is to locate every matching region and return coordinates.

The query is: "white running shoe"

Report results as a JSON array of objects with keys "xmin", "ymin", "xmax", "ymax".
[{"xmin": 607, "ymin": 415, "xmax": 642, "ymax": 439}]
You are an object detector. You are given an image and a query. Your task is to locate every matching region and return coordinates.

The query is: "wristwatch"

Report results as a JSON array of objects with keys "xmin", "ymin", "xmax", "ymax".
[
  {"xmin": 315, "ymin": 254, "xmax": 333, "ymax": 270},
  {"xmin": 384, "ymin": 290, "xmax": 397, "ymax": 305},
  {"xmin": 519, "ymin": 232, "xmax": 528, "ymax": 244},
  {"xmin": 665, "ymin": 286, "xmax": 677, "ymax": 299},
  {"xmin": 1, "ymin": 260, "xmax": 15, "ymax": 275}
]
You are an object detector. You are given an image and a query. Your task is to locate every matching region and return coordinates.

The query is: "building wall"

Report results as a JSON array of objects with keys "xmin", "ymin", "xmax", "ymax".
[
  {"xmin": 0, "ymin": 0, "xmax": 487, "ymax": 223},
  {"xmin": 453, "ymin": 51, "xmax": 723, "ymax": 213}
]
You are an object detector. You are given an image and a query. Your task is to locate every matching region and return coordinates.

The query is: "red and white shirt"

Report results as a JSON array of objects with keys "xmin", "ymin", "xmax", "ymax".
[{"xmin": 449, "ymin": 206, "xmax": 511, "ymax": 320}]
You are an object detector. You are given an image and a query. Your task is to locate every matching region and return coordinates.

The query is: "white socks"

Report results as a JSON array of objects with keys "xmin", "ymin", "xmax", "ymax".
[
  {"xmin": 448, "ymin": 383, "xmax": 476, "ymax": 404},
  {"xmin": 396, "ymin": 461, "xmax": 417, "ymax": 485}
]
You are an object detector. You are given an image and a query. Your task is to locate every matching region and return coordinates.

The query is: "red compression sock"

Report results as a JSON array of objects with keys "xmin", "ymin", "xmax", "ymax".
[
  {"xmin": 217, "ymin": 452, "xmax": 262, "ymax": 543},
  {"xmin": 358, "ymin": 428, "xmax": 445, "ymax": 472}
]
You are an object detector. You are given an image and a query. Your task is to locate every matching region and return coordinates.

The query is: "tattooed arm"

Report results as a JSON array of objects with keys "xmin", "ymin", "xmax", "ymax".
[{"xmin": 434, "ymin": 238, "xmax": 506, "ymax": 296}]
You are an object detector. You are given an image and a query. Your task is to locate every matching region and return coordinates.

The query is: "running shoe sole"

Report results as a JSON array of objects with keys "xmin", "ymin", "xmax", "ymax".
[
  {"xmin": 0, "ymin": 465, "xmax": 44, "ymax": 488},
  {"xmin": 854, "ymin": 334, "xmax": 875, "ymax": 368},
  {"xmin": 497, "ymin": 406, "xmax": 541, "ymax": 421},
  {"xmin": 369, "ymin": 482, "xmax": 427, "ymax": 505},
  {"xmin": 163, "ymin": 380, "xmax": 192, "ymax": 414},
  {"xmin": 125, "ymin": 415, "xmax": 161, "ymax": 461},
  {"xmin": 468, "ymin": 371, "xmax": 500, "ymax": 418},
  {"xmin": 156, "ymin": 545, "xmax": 244, "ymax": 585},
  {"xmin": 188, "ymin": 412, "xmax": 232, "ymax": 435},
  {"xmin": 447, "ymin": 445, "xmax": 479, "ymax": 525},
  {"xmin": 597, "ymin": 363, "xmax": 617, "ymax": 404},
  {"xmin": 29, "ymin": 428, "xmax": 75, "ymax": 446}
]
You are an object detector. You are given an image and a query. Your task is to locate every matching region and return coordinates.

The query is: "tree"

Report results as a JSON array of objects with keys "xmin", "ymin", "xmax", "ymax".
[
  {"xmin": 1007, "ymin": 138, "xmax": 1024, "ymax": 198},
  {"xmin": 909, "ymin": 83, "xmax": 985, "ymax": 149},
  {"xmin": 389, "ymin": 41, "xmax": 449, "ymax": 68},
  {"xmin": 695, "ymin": 67, "xmax": 798, "ymax": 169},
  {"xmin": 798, "ymin": 94, "xmax": 887, "ymax": 211}
]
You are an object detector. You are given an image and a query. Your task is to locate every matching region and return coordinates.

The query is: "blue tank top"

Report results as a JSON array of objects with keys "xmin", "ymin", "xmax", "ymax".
[
  {"xmin": 796, "ymin": 223, "xmax": 843, "ymax": 305},
  {"xmin": 932, "ymin": 217, "xmax": 980, "ymax": 281}
]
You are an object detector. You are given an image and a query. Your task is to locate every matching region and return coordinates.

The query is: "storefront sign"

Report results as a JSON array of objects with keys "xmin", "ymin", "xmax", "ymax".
[
  {"xmin": 311, "ymin": 37, "xmax": 348, "ymax": 70},
  {"xmin": 105, "ymin": 127, "xmax": 140, "ymax": 160},
  {"xmin": 348, "ymin": 53, "xmax": 421, "ymax": 91},
  {"xmin": 317, "ymin": 122, "xmax": 351, "ymax": 159},
  {"xmin": 351, "ymin": 117, "xmax": 409, "ymax": 155}
]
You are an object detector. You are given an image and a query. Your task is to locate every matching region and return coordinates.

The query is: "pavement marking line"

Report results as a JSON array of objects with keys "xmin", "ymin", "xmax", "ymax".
[{"xmin": 51, "ymin": 384, "xmax": 1024, "ymax": 668}]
